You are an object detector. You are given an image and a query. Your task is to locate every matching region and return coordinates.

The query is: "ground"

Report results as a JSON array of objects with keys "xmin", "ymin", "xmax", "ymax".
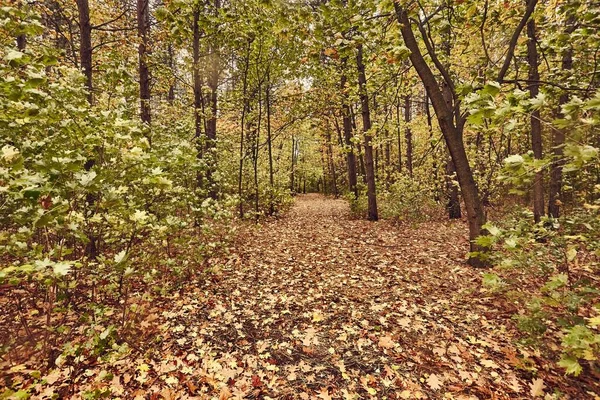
[{"xmin": 2, "ymin": 194, "xmax": 599, "ymax": 399}]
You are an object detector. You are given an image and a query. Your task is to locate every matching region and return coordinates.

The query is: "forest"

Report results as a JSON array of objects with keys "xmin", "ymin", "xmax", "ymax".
[{"xmin": 1, "ymin": 0, "xmax": 599, "ymax": 398}]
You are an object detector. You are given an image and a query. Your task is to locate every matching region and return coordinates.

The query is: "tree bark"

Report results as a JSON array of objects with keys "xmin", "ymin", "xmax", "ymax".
[
  {"xmin": 395, "ymin": 4, "xmax": 487, "ymax": 266},
  {"xmin": 290, "ymin": 136, "xmax": 296, "ymax": 193},
  {"xmin": 526, "ymin": 5, "xmax": 544, "ymax": 222},
  {"xmin": 326, "ymin": 127, "xmax": 338, "ymax": 197},
  {"xmin": 167, "ymin": 43, "xmax": 175, "ymax": 104},
  {"xmin": 548, "ymin": 15, "xmax": 574, "ymax": 218},
  {"xmin": 396, "ymin": 100, "xmax": 402, "ymax": 173},
  {"xmin": 266, "ymin": 78, "xmax": 274, "ymax": 215},
  {"xmin": 205, "ymin": 0, "xmax": 220, "ymax": 199},
  {"xmin": 137, "ymin": 0, "xmax": 151, "ymax": 131},
  {"xmin": 238, "ymin": 41, "xmax": 251, "ymax": 218},
  {"xmin": 404, "ymin": 95, "xmax": 413, "ymax": 176},
  {"xmin": 17, "ymin": 34, "xmax": 26, "ymax": 50},
  {"xmin": 192, "ymin": 7, "xmax": 204, "ymax": 190},
  {"xmin": 356, "ymin": 44, "xmax": 378, "ymax": 221},
  {"xmin": 341, "ymin": 59, "xmax": 358, "ymax": 198},
  {"xmin": 76, "ymin": 0, "xmax": 93, "ymax": 105}
]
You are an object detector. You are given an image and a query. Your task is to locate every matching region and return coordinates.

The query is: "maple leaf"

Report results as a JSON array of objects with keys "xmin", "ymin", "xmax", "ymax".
[
  {"xmin": 426, "ymin": 373, "xmax": 443, "ymax": 390},
  {"xmin": 44, "ymin": 369, "xmax": 61, "ymax": 385},
  {"xmin": 529, "ymin": 378, "xmax": 545, "ymax": 397},
  {"xmin": 398, "ymin": 317, "xmax": 411, "ymax": 329},
  {"xmin": 251, "ymin": 374, "xmax": 262, "ymax": 388},
  {"xmin": 317, "ymin": 387, "xmax": 332, "ymax": 400},
  {"xmin": 378, "ymin": 335, "xmax": 395, "ymax": 349}
]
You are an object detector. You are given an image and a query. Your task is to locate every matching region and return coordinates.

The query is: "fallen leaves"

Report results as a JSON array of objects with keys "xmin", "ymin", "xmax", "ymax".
[{"xmin": 3, "ymin": 195, "xmax": 593, "ymax": 398}]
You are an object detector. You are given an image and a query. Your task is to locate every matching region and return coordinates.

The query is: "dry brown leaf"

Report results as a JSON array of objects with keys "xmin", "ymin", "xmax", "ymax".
[
  {"xmin": 530, "ymin": 378, "xmax": 545, "ymax": 397},
  {"xmin": 378, "ymin": 335, "xmax": 395, "ymax": 349},
  {"xmin": 426, "ymin": 373, "xmax": 443, "ymax": 390}
]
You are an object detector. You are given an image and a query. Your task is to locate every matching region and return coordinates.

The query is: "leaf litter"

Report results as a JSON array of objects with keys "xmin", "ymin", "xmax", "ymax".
[{"xmin": 3, "ymin": 194, "xmax": 598, "ymax": 399}]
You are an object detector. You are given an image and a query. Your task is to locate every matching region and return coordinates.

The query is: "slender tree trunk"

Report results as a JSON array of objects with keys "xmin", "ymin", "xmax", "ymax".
[
  {"xmin": 167, "ymin": 43, "xmax": 175, "ymax": 104},
  {"xmin": 76, "ymin": 0, "xmax": 93, "ymax": 105},
  {"xmin": 205, "ymin": 0, "xmax": 220, "ymax": 199},
  {"xmin": 395, "ymin": 4, "xmax": 487, "ymax": 266},
  {"xmin": 137, "ymin": 0, "xmax": 151, "ymax": 134},
  {"xmin": 192, "ymin": 7, "xmax": 204, "ymax": 191},
  {"xmin": 356, "ymin": 44, "xmax": 378, "ymax": 221},
  {"xmin": 341, "ymin": 61, "xmax": 357, "ymax": 197},
  {"xmin": 404, "ymin": 95, "xmax": 413, "ymax": 176},
  {"xmin": 527, "ymin": 6, "xmax": 544, "ymax": 222},
  {"xmin": 290, "ymin": 136, "xmax": 296, "ymax": 193},
  {"xmin": 77, "ymin": 0, "xmax": 98, "ymax": 260},
  {"xmin": 17, "ymin": 33, "xmax": 26, "ymax": 50},
  {"xmin": 266, "ymin": 79, "xmax": 274, "ymax": 215},
  {"xmin": 548, "ymin": 15, "xmax": 574, "ymax": 218},
  {"xmin": 253, "ymin": 82, "xmax": 262, "ymax": 217},
  {"xmin": 385, "ymin": 130, "xmax": 391, "ymax": 169},
  {"xmin": 425, "ymin": 93, "xmax": 440, "ymax": 202},
  {"xmin": 238, "ymin": 42, "xmax": 251, "ymax": 218},
  {"xmin": 396, "ymin": 100, "xmax": 402, "ymax": 173},
  {"xmin": 326, "ymin": 128, "xmax": 338, "ymax": 197}
]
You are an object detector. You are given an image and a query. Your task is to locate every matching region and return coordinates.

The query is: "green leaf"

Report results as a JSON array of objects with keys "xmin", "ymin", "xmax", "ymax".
[
  {"xmin": 5, "ymin": 49, "xmax": 24, "ymax": 61},
  {"xmin": 52, "ymin": 261, "xmax": 72, "ymax": 276},
  {"xmin": 558, "ymin": 355, "xmax": 583, "ymax": 376},
  {"xmin": 542, "ymin": 274, "xmax": 568, "ymax": 292},
  {"xmin": 566, "ymin": 247, "xmax": 577, "ymax": 262},
  {"xmin": 482, "ymin": 273, "xmax": 503, "ymax": 289},
  {"xmin": 481, "ymin": 82, "xmax": 501, "ymax": 97}
]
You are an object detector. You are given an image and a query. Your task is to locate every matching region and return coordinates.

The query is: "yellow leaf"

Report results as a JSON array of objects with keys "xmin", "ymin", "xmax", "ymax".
[{"xmin": 313, "ymin": 311, "xmax": 324, "ymax": 322}]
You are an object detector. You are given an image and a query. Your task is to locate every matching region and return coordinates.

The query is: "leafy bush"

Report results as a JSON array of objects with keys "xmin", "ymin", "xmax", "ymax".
[
  {"xmin": 348, "ymin": 174, "xmax": 439, "ymax": 221},
  {"xmin": 0, "ymin": 7, "xmax": 234, "ymax": 387},
  {"xmin": 478, "ymin": 92, "xmax": 600, "ymax": 376}
]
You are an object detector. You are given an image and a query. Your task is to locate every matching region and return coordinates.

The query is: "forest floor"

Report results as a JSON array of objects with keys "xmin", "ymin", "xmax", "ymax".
[{"xmin": 4, "ymin": 194, "xmax": 599, "ymax": 399}]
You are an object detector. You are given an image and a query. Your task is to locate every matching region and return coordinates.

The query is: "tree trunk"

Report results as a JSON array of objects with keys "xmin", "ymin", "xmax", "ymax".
[
  {"xmin": 326, "ymin": 128, "xmax": 338, "ymax": 197},
  {"xmin": 404, "ymin": 95, "xmax": 413, "ymax": 176},
  {"xmin": 290, "ymin": 136, "xmax": 296, "ymax": 193},
  {"xmin": 356, "ymin": 44, "xmax": 378, "ymax": 221},
  {"xmin": 76, "ymin": 0, "xmax": 93, "ymax": 105},
  {"xmin": 446, "ymin": 156, "xmax": 461, "ymax": 218},
  {"xmin": 76, "ymin": 0, "xmax": 98, "ymax": 260},
  {"xmin": 548, "ymin": 15, "xmax": 574, "ymax": 218},
  {"xmin": 192, "ymin": 7, "xmax": 204, "ymax": 190},
  {"xmin": 253, "ymin": 81, "xmax": 262, "ymax": 217},
  {"xmin": 395, "ymin": 4, "xmax": 487, "ymax": 266},
  {"xmin": 137, "ymin": 0, "xmax": 151, "ymax": 132},
  {"xmin": 238, "ymin": 41, "xmax": 251, "ymax": 218},
  {"xmin": 205, "ymin": 0, "xmax": 220, "ymax": 199},
  {"xmin": 425, "ymin": 93, "xmax": 440, "ymax": 202},
  {"xmin": 17, "ymin": 33, "xmax": 26, "ymax": 50},
  {"xmin": 527, "ymin": 5, "xmax": 544, "ymax": 222},
  {"xmin": 341, "ymin": 60, "xmax": 358, "ymax": 198},
  {"xmin": 266, "ymin": 79, "xmax": 274, "ymax": 215},
  {"xmin": 167, "ymin": 43, "xmax": 175, "ymax": 104},
  {"xmin": 396, "ymin": 100, "xmax": 402, "ymax": 172}
]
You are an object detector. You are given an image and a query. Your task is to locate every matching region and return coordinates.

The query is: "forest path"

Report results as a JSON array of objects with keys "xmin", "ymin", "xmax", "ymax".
[{"xmin": 136, "ymin": 194, "xmax": 588, "ymax": 399}]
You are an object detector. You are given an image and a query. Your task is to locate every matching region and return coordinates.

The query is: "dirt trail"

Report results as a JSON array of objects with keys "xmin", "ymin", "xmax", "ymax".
[{"xmin": 98, "ymin": 195, "xmax": 595, "ymax": 398}]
